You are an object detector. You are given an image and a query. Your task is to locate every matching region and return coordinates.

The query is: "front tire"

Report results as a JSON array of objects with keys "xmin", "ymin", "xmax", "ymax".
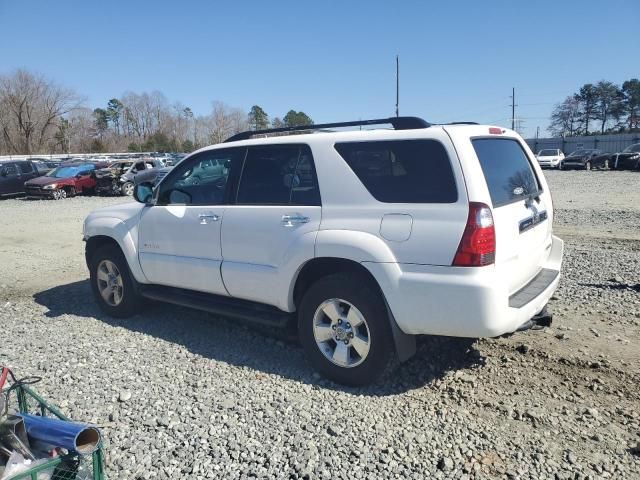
[
  {"xmin": 298, "ymin": 273, "xmax": 395, "ymax": 386},
  {"xmin": 122, "ymin": 181, "xmax": 134, "ymax": 196},
  {"xmin": 585, "ymin": 161, "xmax": 591, "ymax": 170},
  {"xmin": 89, "ymin": 245, "xmax": 140, "ymax": 318}
]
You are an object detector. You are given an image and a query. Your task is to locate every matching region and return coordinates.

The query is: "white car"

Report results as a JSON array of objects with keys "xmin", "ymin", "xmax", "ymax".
[
  {"xmin": 536, "ymin": 148, "xmax": 565, "ymax": 168},
  {"xmin": 83, "ymin": 117, "xmax": 563, "ymax": 385}
]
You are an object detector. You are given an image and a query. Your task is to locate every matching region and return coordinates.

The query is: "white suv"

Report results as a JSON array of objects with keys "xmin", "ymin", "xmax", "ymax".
[{"xmin": 83, "ymin": 117, "xmax": 563, "ymax": 385}]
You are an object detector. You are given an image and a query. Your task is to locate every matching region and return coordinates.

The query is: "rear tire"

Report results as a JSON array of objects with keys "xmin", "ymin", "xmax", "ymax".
[
  {"xmin": 298, "ymin": 273, "xmax": 395, "ymax": 386},
  {"xmin": 585, "ymin": 161, "xmax": 591, "ymax": 171},
  {"xmin": 89, "ymin": 245, "xmax": 140, "ymax": 318}
]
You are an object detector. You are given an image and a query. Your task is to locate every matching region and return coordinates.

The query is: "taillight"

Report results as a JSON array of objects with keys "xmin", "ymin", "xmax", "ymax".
[
  {"xmin": 489, "ymin": 127, "xmax": 503, "ymax": 134},
  {"xmin": 452, "ymin": 202, "xmax": 495, "ymax": 267}
]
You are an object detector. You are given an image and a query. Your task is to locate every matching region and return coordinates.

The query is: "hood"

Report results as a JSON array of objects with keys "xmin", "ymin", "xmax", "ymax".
[
  {"xmin": 83, "ymin": 201, "xmax": 146, "ymax": 239},
  {"xmin": 86, "ymin": 201, "xmax": 146, "ymax": 223},
  {"xmin": 25, "ymin": 175, "xmax": 64, "ymax": 186}
]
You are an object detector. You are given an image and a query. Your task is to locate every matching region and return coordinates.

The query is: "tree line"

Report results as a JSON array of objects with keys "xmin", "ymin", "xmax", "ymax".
[
  {"xmin": 548, "ymin": 79, "xmax": 640, "ymax": 136},
  {"xmin": 0, "ymin": 69, "xmax": 314, "ymax": 155}
]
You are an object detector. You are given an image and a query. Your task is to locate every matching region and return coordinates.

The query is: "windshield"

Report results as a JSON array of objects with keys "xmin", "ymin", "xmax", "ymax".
[
  {"xmin": 622, "ymin": 144, "xmax": 640, "ymax": 153},
  {"xmin": 46, "ymin": 165, "xmax": 94, "ymax": 178},
  {"xmin": 538, "ymin": 150, "xmax": 557, "ymax": 156}
]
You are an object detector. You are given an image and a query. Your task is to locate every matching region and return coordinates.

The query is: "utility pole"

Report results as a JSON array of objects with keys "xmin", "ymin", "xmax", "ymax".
[
  {"xmin": 536, "ymin": 126, "xmax": 540, "ymax": 139},
  {"xmin": 395, "ymin": 55, "xmax": 399, "ymax": 117},
  {"xmin": 510, "ymin": 87, "xmax": 516, "ymax": 131}
]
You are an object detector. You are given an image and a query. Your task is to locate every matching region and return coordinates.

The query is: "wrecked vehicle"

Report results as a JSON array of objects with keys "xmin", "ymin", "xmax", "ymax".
[
  {"xmin": 93, "ymin": 159, "xmax": 161, "ymax": 196},
  {"xmin": 24, "ymin": 163, "xmax": 104, "ymax": 199}
]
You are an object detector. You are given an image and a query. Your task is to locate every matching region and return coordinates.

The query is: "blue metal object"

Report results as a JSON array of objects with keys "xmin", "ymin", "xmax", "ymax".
[{"xmin": 18, "ymin": 414, "xmax": 101, "ymax": 454}]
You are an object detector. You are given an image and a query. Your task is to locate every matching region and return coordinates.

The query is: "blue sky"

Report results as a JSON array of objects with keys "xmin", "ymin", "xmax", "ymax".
[{"xmin": 1, "ymin": 0, "xmax": 638, "ymax": 138}]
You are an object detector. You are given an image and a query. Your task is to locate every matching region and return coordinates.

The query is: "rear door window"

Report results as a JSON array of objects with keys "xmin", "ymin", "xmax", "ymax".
[
  {"xmin": 472, "ymin": 138, "xmax": 541, "ymax": 207},
  {"xmin": 18, "ymin": 162, "xmax": 34, "ymax": 174},
  {"xmin": 236, "ymin": 145, "xmax": 320, "ymax": 205},
  {"xmin": 334, "ymin": 140, "xmax": 457, "ymax": 203}
]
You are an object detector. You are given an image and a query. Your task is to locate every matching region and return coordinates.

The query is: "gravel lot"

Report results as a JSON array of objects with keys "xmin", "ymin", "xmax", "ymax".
[{"xmin": 1, "ymin": 170, "xmax": 639, "ymax": 479}]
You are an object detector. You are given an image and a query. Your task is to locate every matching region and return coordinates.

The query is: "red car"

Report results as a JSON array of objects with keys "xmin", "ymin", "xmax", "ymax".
[{"xmin": 24, "ymin": 163, "xmax": 104, "ymax": 199}]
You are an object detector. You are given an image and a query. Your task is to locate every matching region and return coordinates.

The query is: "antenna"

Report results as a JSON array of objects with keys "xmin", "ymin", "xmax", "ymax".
[{"xmin": 395, "ymin": 55, "xmax": 400, "ymax": 117}]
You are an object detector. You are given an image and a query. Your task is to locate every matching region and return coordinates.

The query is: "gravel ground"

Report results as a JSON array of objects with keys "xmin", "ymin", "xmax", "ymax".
[{"xmin": 1, "ymin": 170, "xmax": 639, "ymax": 479}]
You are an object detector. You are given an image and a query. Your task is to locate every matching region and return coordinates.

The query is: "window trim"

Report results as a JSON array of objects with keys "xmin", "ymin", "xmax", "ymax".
[
  {"xmin": 471, "ymin": 136, "xmax": 544, "ymax": 209},
  {"xmin": 333, "ymin": 138, "xmax": 458, "ymax": 204}
]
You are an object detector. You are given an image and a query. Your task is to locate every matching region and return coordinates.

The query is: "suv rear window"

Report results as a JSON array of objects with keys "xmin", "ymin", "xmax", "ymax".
[
  {"xmin": 334, "ymin": 140, "xmax": 457, "ymax": 203},
  {"xmin": 472, "ymin": 138, "xmax": 541, "ymax": 207}
]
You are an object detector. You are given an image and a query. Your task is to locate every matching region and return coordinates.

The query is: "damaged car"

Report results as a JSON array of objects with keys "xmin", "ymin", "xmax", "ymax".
[
  {"xmin": 24, "ymin": 163, "xmax": 103, "ymax": 199},
  {"xmin": 609, "ymin": 143, "xmax": 640, "ymax": 170},
  {"xmin": 94, "ymin": 159, "xmax": 163, "ymax": 196}
]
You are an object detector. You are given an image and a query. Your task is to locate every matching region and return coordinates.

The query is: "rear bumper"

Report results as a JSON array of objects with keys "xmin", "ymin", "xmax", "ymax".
[{"xmin": 366, "ymin": 235, "xmax": 564, "ymax": 338}]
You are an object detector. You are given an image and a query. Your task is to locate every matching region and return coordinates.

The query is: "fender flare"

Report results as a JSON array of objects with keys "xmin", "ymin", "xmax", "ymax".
[{"xmin": 84, "ymin": 217, "xmax": 147, "ymax": 283}]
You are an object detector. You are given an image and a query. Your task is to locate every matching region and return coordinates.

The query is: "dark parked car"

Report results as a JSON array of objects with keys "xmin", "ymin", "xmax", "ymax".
[
  {"xmin": 0, "ymin": 160, "xmax": 44, "ymax": 197},
  {"xmin": 560, "ymin": 149, "xmax": 606, "ymax": 170},
  {"xmin": 24, "ymin": 162, "xmax": 105, "ymax": 199},
  {"xmin": 133, "ymin": 166, "xmax": 173, "ymax": 187},
  {"xmin": 609, "ymin": 143, "xmax": 640, "ymax": 170}
]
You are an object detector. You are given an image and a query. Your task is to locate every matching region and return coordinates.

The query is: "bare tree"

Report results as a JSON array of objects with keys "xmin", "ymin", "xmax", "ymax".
[
  {"xmin": 0, "ymin": 69, "xmax": 84, "ymax": 154},
  {"xmin": 548, "ymin": 96, "xmax": 581, "ymax": 136},
  {"xmin": 208, "ymin": 101, "xmax": 248, "ymax": 144}
]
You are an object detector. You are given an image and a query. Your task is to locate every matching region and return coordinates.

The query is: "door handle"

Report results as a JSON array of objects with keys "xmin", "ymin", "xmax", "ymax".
[
  {"xmin": 281, "ymin": 214, "xmax": 310, "ymax": 227},
  {"xmin": 199, "ymin": 213, "xmax": 219, "ymax": 224}
]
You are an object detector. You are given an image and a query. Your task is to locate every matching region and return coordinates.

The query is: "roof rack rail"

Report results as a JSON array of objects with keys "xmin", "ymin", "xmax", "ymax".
[
  {"xmin": 446, "ymin": 121, "xmax": 478, "ymax": 125},
  {"xmin": 224, "ymin": 116, "xmax": 431, "ymax": 143}
]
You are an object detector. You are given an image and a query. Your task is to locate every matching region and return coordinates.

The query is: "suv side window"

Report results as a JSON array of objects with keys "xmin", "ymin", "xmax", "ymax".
[
  {"xmin": 18, "ymin": 162, "xmax": 33, "ymax": 174},
  {"xmin": 236, "ymin": 145, "xmax": 320, "ymax": 205},
  {"xmin": 157, "ymin": 148, "xmax": 244, "ymax": 206},
  {"xmin": 4, "ymin": 164, "xmax": 18, "ymax": 176},
  {"xmin": 334, "ymin": 140, "xmax": 457, "ymax": 203}
]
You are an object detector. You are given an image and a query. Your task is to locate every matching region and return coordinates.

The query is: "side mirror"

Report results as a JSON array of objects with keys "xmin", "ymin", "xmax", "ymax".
[{"xmin": 133, "ymin": 182, "xmax": 154, "ymax": 204}]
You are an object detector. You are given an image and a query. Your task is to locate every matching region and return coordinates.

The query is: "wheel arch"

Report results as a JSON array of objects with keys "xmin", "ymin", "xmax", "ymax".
[
  {"xmin": 292, "ymin": 257, "xmax": 416, "ymax": 362},
  {"xmin": 84, "ymin": 217, "xmax": 147, "ymax": 283}
]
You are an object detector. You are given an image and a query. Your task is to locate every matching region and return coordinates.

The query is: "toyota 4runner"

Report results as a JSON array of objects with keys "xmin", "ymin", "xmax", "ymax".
[{"xmin": 83, "ymin": 117, "xmax": 563, "ymax": 385}]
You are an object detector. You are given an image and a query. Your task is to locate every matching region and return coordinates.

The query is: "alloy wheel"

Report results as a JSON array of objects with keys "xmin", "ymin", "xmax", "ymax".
[
  {"xmin": 96, "ymin": 260, "xmax": 124, "ymax": 306},
  {"xmin": 313, "ymin": 298, "xmax": 371, "ymax": 368}
]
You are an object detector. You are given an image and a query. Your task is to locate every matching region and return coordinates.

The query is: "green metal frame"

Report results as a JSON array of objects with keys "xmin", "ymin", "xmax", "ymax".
[{"xmin": 2, "ymin": 384, "xmax": 105, "ymax": 480}]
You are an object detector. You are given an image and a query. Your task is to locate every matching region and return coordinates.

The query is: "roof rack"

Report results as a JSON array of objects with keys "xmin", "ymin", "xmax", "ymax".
[
  {"xmin": 224, "ymin": 116, "xmax": 431, "ymax": 143},
  {"xmin": 446, "ymin": 122, "xmax": 478, "ymax": 125}
]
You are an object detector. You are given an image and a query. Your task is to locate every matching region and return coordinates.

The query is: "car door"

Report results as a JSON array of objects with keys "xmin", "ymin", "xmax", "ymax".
[
  {"xmin": 137, "ymin": 148, "xmax": 245, "ymax": 294},
  {"xmin": 75, "ymin": 164, "xmax": 96, "ymax": 191},
  {"xmin": 1, "ymin": 163, "xmax": 21, "ymax": 194},
  {"xmin": 220, "ymin": 144, "xmax": 322, "ymax": 310},
  {"xmin": 18, "ymin": 162, "xmax": 38, "ymax": 184}
]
